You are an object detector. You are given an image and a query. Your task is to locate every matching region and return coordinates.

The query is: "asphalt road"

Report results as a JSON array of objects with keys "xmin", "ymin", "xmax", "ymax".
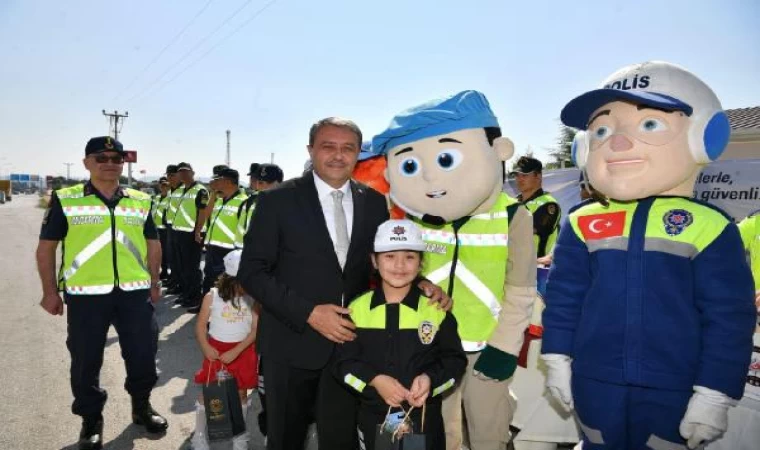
[{"xmin": 0, "ymin": 195, "xmax": 320, "ymax": 450}]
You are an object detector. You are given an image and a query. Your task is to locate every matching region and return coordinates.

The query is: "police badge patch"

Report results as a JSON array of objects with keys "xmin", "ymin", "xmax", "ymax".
[
  {"xmin": 663, "ymin": 209, "xmax": 693, "ymax": 236},
  {"xmin": 418, "ymin": 320, "xmax": 437, "ymax": 345}
]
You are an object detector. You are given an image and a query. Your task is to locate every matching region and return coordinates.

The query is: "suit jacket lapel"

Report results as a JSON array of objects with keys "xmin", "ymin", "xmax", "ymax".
[
  {"xmin": 297, "ymin": 172, "xmax": 336, "ymax": 257},
  {"xmin": 346, "ymin": 180, "xmax": 366, "ymax": 268}
]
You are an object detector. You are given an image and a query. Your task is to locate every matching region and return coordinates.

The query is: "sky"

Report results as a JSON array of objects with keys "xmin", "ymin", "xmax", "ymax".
[{"xmin": 1, "ymin": 0, "xmax": 759, "ymax": 181}]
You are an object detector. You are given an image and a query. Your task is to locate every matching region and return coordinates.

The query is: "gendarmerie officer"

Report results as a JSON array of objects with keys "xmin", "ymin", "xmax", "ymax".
[
  {"xmin": 152, "ymin": 176, "xmax": 171, "ymax": 280},
  {"xmin": 36, "ymin": 136, "xmax": 168, "ymax": 450},
  {"xmin": 193, "ymin": 167, "xmax": 248, "ymax": 314},
  {"xmin": 170, "ymin": 162, "xmax": 209, "ymax": 309}
]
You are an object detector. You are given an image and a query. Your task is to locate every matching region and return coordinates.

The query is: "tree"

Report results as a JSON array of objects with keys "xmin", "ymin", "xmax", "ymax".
[{"xmin": 549, "ymin": 125, "xmax": 578, "ymax": 169}]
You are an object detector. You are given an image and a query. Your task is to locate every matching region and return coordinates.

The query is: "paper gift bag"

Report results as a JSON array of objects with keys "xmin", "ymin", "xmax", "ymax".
[
  {"xmin": 203, "ymin": 365, "xmax": 246, "ymax": 441},
  {"xmin": 374, "ymin": 405, "xmax": 427, "ymax": 450}
]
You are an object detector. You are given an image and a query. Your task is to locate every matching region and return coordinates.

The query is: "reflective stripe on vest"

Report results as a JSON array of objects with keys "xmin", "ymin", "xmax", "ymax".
[
  {"xmin": 524, "ymin": 192, "xmax": 560, "ymax": 257},
  {"xmin": 415, "ymin": 193, "xmax": 515, "ymax": 352},
  {"xmin": 234, "ymin": 196, "xmax": 256, "ymax": 248},
  {"xmin": 57, "ymin": 184, "xmax": 152, "ymax": 295},
  {"xmin": 152, "ymin": 194, "xmax": 169, "ymax": 229},
  {"xmin": 206, "ymin": 191, "xmax": 247, "ymax": 249},
  {"xmin": 165, "ymin": 187, "xmax": 183, "ymax": 225},
  {"xmin": 568, "ymin": 198, "xmax": 727, "ymax": 259},
  {"xmin": 172, "ymin": 183, "xmax": 206, "ymax": 232}
]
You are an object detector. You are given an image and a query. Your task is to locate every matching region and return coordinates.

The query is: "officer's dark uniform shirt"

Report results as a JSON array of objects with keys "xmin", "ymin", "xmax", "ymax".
[
  {"xmin": 40, "ymin": 182, "xmax": 158, "ymax": 241},
  {"xmin": 518, "ymin": 188, "xmax": 560, "ymax": 242},
  {"xmin": 335, "ymin": 285, "xmax": 467, "ymax": 410}
]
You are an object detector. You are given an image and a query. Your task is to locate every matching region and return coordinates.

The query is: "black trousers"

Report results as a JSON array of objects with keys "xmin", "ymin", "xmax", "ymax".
[
  {"xmin": 201, "ymin": 245, "xmax": 232, "ymax": 295},
  {"xmin": 158, "ymin": 228, "xmax": 169, "ymax": 278},
  {"xmin": 168, "ymin": 227, "xmax": 183, "ymax": 288},
  {"xmin": 357, "ymin": 402, "xmax": 444, "ymax": 450},
  {"xmin": 175, "ymin": 230, "xmax": 203, "ymax": 303},
  {"xmin": 264, "ymin": 356, "xmax": 358, "ymax": 450},
  {"xmin": 65, "ymin": 288, "xmax": 159, "ymax": 418}
]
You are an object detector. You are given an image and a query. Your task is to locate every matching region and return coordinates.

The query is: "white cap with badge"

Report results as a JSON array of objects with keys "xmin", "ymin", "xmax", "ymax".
[
  {"xmin": 374, "ymin": 219, "xmax": 427, "ymax": 253},
  {"xmin": 223, "ymin": 249, "xmax": 243, "ymax": 277},
  {"xmin": 562, "ymin": 61, "xmax": 731, "ymax": 164}
]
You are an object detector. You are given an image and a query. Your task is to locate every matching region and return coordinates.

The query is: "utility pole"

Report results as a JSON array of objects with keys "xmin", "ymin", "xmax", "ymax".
[
  {"xmin": 102, "ymin": 110, "xmax": 130, "ymax": 185},
  {"xmin": 270, "ymin": 152, "xmax": 274, "ymax": 164},
  {"xmin": 226, "ymin": 130, "xmax": 231, "ymax": 166},
  {"xmin": 63, "ymin": 163, "xmax": 73, "ymax": 182}
]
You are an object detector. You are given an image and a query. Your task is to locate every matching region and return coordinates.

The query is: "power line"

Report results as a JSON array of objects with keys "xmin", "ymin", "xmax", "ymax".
[
  {"xmin": 136, "ymin": 0, "xmax": 278, "ymax": 103},
  {"xmin": 112, "ymin": 0, "xmax": 216, "ymax": 102},
  {"xmin": 126, "ymin": 0, "xmax": 257, "ymax": 104}
]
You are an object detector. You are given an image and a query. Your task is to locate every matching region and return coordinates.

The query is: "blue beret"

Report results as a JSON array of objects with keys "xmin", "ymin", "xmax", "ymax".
[{"xmin": 371, "ymin": 90, "xmax": 499, "ymax": 156}]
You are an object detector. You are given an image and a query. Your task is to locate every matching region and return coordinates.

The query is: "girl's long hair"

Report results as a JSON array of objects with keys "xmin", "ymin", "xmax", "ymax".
[{"xmin": 215, "ymin": 273, "xmax": 242, "ymax": 309}]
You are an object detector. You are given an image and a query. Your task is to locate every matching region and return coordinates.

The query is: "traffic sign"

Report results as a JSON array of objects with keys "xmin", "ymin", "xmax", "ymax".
[{"xmin": 124, "ymin": 150, "xmax": 138, "ymax": 163}]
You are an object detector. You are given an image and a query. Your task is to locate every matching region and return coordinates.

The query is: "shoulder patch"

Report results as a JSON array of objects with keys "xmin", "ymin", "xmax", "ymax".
[{"xmin": 681, "ymin": 197, "xmax": 734, "ymax": 223}]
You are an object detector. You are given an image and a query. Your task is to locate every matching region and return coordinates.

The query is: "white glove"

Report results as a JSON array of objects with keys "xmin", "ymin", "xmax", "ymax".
[
  {"xmin": 679, "ymin": 386, "xmax": 737, "ymax": 449},
  {"xmin": 542, "ymin": 353, "xmax": 574, "ymax": 412}
]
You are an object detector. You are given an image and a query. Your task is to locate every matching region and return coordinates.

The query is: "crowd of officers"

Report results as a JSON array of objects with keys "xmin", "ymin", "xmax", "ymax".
[{"xmin": 152, "ymin": 161, "xmax": 284, "ymax": 313}]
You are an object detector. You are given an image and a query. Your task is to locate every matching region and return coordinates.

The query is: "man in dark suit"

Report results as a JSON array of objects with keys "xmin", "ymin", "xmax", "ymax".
[{"xmin": 238, "ymin": 117, "xmax": 447, "ymax": 450}]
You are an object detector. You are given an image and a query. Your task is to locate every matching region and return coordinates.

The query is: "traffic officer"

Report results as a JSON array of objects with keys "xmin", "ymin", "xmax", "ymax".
[
  {"xmin": 164, "ymin": 164, "xmax": 183, "ymax": 295},
  {"xmin": 511, "ymin": 156, "xmax": 562, "ymax": 258},
  {"xmin": 152, "ymin": 176, "xmax": 171, "ymax": 280},
  {"xmin": 234, "ymin": 163, "xmax": 283, "ymax": 248},
  {"xmin": 738, "ymin": 210, "xmax": 760, "ymax": 307},
  {"xmin": 193, "ymin": 167, "xmax": 247, "ymax": 314},
  {"xmin": 170, "ymin": 162, "xmax": 209, "ymax": 309},
  {"xmin": 36, "ymin": 136, "xmax": 168, "ymax": 450}
]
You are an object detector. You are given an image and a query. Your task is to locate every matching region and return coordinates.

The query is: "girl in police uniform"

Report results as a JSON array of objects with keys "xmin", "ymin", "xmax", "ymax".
[
  {"xmin": 191, "ymin": 250, "xmax": 258, "ymax": 450},
  {"xmin": 335, "ymin": 219, "xmax": 467, "ymax": 450}
]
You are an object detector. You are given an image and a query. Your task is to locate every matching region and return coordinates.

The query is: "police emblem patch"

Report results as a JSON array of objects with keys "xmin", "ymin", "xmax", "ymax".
[
  {"xmin": 418, "ymin": 320, "xmax": 437, "ymax": 345},
  {"xmin": 663, "ymin": 209, "xmax": 693, "ymax": 236}
]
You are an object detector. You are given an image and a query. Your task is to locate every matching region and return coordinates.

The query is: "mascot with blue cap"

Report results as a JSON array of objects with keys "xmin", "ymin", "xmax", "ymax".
[
  {"xmin": 542, "ymin": 61, "xmax": 756, "ymax": 449},
  {"xmin": 372, "ymin": 90, "xmax": 537, "ymax": 450}
]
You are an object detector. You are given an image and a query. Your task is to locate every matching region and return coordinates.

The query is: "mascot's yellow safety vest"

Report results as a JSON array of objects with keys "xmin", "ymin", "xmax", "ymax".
[
  {"xmin": 57, "ymin": 184, "xmax": 152, "ymax": 295},
  {"xmin": 414, "ymin": 193, "xmax": 518, "ymax": 351}
]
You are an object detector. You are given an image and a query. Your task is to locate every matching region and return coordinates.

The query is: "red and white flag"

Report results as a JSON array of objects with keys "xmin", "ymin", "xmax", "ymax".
[{"xmin": 577, "ymin": 211, "xmax": 626, "ymax": 240}]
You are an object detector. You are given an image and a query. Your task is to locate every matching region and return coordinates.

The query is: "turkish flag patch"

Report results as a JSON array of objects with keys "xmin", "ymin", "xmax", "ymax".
[{"xmin": 578, "ymin": 211, "xmax": 627, "ymax": 240}]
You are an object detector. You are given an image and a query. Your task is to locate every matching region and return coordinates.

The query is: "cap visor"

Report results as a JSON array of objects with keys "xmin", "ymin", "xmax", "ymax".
[
  {"xmin": 358, "ymin": 150, "xmax": 380, "ymax": 162},
  {"xmin": 560, "ymin": 89, "xmax": 693, "ymax": 129}
]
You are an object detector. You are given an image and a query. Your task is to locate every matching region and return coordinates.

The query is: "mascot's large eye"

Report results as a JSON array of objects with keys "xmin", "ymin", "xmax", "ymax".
[
  {"xmin": 436, "ymin": 149, "xmax": 463, "ymax": 171},
  {"xmin": 399, "ymin": 157, "xmax": 421, "ymax": 177},
  {"xmin": 590, "ymin": 125, "xmax": 613, "ymax": 141},
  {"xmin": 639, "ymin": 117, "xmax": 668, "ymax": 133}
]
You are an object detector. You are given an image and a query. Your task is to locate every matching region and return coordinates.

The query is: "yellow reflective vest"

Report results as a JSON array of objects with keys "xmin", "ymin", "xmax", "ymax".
[
  {"xmin": 414, "ymin": 193, "xmax": 518, "ymax": 351},
  {"xmin": 205, "ymin": 190, "xmax": 248, "ymax": 249},
  {"xmin": 738, "ymin": 212, "xmax": 760, "ymax": 293},
  {"xmin": 523, "ymin": 191, "xmax": 560, "ymax": 257},
  {"xmin": 172, "ymin": 182, "xmax": 207, "ymax": 232},
  {"xmin": 57, "ymin": 184, "xmax": 152, "ymax": 295}
]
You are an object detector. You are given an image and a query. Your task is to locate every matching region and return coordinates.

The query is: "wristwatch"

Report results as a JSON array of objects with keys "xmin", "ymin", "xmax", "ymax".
[{"xmin": 151, "ymin": 280, "xmax": 163, "ymax": 289}]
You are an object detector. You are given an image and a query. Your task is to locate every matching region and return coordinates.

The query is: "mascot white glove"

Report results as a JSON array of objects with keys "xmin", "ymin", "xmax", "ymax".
[
  {"xmin": 542, "ymin": 353, "xmax": 574, "ymax": 412},
  {"xmin": 679, "ymin": 386, "xmax": 736, "ymax": 449}
]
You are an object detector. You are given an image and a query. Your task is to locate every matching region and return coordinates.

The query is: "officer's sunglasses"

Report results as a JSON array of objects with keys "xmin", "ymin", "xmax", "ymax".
[{"xmin": 92, "ymin": 154, "xmax": 125, "ymax": 164}]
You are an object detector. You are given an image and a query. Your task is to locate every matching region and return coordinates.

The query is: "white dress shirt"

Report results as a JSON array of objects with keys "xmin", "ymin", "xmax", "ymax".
[{"xmin": 313, "ymin": 172, "xmax": 354, "ymax": 247}]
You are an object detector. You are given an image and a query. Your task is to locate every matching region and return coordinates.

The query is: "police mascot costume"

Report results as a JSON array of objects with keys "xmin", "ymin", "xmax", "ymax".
[
  {"xmin": 372, "ymin": 90, "xmax": 537, "ymax": 450},
  {"xmin": 541, "ymin": 61, "xmax": 756, "ymax": 449}
]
